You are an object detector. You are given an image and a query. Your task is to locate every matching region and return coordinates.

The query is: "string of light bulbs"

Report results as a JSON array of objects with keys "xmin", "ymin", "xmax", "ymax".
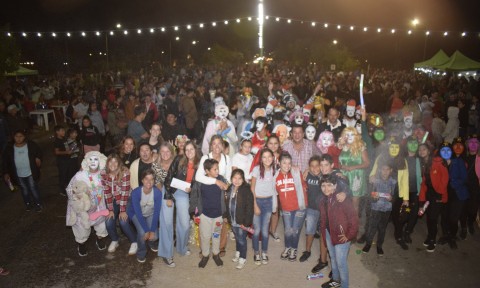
[{"xmin": 4, "ymin": 15, "xmax": 480, "ymax": 39}]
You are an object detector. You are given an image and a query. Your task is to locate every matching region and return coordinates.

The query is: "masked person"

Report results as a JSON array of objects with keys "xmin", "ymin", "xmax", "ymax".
[
  {"xmin": 202, "ymin": 104, "xmax": 238, "ymax": 158},
  {"xmin": 342, "ymin": 99, "xmax": 358, "ymax": 128},
  {"xmin": 305, "ymin": 124, "xmax": 317, "ymax": 142},
  {"xmin": 66, "ymin": 151, "xmax": 109, "ymax": 256},
  {"xmin": 460, "ymin": 135, "xmax": 480, "ymax": 237}
]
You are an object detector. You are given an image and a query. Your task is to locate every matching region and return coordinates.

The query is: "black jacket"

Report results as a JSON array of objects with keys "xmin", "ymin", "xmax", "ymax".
[
  {"xmin": 189, "ymin": 175, "xmax": 227, "ymax": 217},
  {"xmin": 225, "ymin": 184, "xmax": 254, "ymax": 227},
  {"xmin": 164, "ymin": 155, "xmax": 197, "ymax": 200},
  {"xmin": 2, "ymin": 140, "xmax": 43, "ymax": 184}
]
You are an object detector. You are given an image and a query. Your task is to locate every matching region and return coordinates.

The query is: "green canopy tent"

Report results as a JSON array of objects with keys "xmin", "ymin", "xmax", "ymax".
[
  {"xmin": 5, "ymin": 66, "xmax": 39, "ymax": 77},
  {"xmin": 414, "ymin": 50, "xmax": 450, "ymax": 69},
  {"xmin": 435, "ymin": 50, "xmax": 480, "ymax": 71}
]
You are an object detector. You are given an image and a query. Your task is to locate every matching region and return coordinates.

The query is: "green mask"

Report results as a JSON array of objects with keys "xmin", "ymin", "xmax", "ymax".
[
  {"xmin": 407, "ymin": 140, "xmax": 419, "ymax": 153},
  {"xmin": 373, "ymin": 129, "xmax": 385, "ymax": 141}
]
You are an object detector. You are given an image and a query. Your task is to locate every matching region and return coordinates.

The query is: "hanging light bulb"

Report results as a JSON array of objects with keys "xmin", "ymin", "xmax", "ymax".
[
  {"xmin": 37, "ymin": 32, "xmax": 42, "ymax": 37},
  {"xmin": 137, "ymin": 29, "xmax": 142, "ymax": 34},
  {"xmin": 212, "ymin": 22, "xmax": 216, "ymax": 27},
  {"xmin": 96, "ymin": 31, "xmax": 100, "ymax": 36},
  {"xmin": 350, "ymin": 26, "xmax": 354, "ymax": 31},
  {"xmin": 311, "ymin": 22, "xmax": 316, "ymax": 27},
  {"xmin": 81, "ymin": 32, "xmax": 86, "ymax": 37},
  {"xmin": 67, "ymin": 32, "xmax": 71, "ymax": 37},
  {"xmin": 391, "ymin": 29, "xmax": 395, "ymax": 34},
  {"xmin": 187, "ymin": 25, "xmax": 191, "ymax": 30},
  {"xmin": 324, "ymin": 23, "xmax": 328, "ymax": 28},
  {"xmin": 199, "ymin": 23, "xmax": 204, "ymax": 28}
]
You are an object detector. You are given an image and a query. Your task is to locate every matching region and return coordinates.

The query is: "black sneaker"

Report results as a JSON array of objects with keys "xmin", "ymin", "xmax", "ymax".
[
  {"xmin": 96, "ymin": 237, "xmax": 106, "ymax": 250},
  {"xmin": 426, "ymin": 241, "xmax": 436, "ymax": 252},
  {"xmin": 321, "ymin": 279, "xmax": 341, "ymax": 288},
  {"xmin": 288, "ymin": 248, "xmax": 297, "ymax": 262},
  {"xmin": 198, "ymin": 256, "xmax": 209, "ymax": 268},
  {"xmin": 437, "ymin": 236, "xmax": 449, "ymax": 245},
  {"xmin": 448, "ymin": 239, "xmax": 458, "ymax": 250},
  {"xmin": 423, "ymin": 239, "xmax": 430, "ymax": 247},
  {"xmin": 357, "ymin": 234, "xmax": 366, "ymax": 244},
  {"xmin": 299, "ymin": 251, "xmax": 311, "ymax": 262},
  {"xmin": 212, "ymin": 254, "xmax": 223, "ymax": 266},
  {"xmin": 459, "ymin": 229, "xmax": 467, "ymax": 240},
  {"xmin": 34, "ymin": 204, "xmax": 43, "ymax": 212},
  {"xmin": 362, "ymin": 244, "xmax": 371, "ymax": 253},
  {"xmin": 396, "ymin": 239, "xmax": 408, "ymax": 250},
  {"xmin": 403, "ymin": 232, "xmax": 412, "ymax": 244},
  {"xmin": 314, "ymin": 232, "xmax": 321, "ymax": 239},
  {"xmin": 311, "ymin": 260, "xmax": 328, "ymax": 273},
  {"xmin": 281, "ymin": 248, "xmax": 290, "ymax": 260},
  {"xmin": 25, "ymin": 203, "xmax": 33, "ymax": 211},
  {"xmin": 377, "ymin": 247, "xmax": 384, "ymax": 256},
  {"xmin": 78, "ymin": 243, "xmax": 87, "ymax": 256}
]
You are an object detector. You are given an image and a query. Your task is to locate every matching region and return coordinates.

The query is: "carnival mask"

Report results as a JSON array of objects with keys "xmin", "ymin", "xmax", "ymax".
[
  {"xmin": 256, "ymin": 121, "xmax": 265, "ymax": 132},
  {"xmin": 346, "ymin": 106, "xmax": 355, "ymax": 118},
  {"xmin": 467, "ymin": 139, "xmax": 479, "ymax": 154},
  {"xmin": 355, "ymin": 122, "xmax": 362, "ymax": 134},
  {"xmin": 88, "ymin": 155, "xmax": 100, "ymax": 171},
  {"xmin": 215, "ymin": 105, "xmax": 229, "ymax": 120},
  {"xmin": 373, "ymin": 129, "xmax": 385, "ymax": 142},
  {"xmin": 453, "ymin": 143, "xmax": 464, "ymax": 156},
  {"xmin": 404, "ymin": 117, "xmax": 413, "ymax": 129},
  {"xmin": 389, "ymin": 144, "xmax": 400, "ymax": 157},
  {"xmin": 440, "ymin": 146, "xmax": 452, "ymax": 160},
  {"xmin": 320, "ymin": 132, "xmax": 334, "ymax": 148},
  {"xmin": 346, "ymin": 131, "xmax": 355, "ymax": 144},
  {"xmin": 305, "ymin": 125, "xmax": 316, "ymax": 141},
  {"xmin": 294, "ymin": 114, "xmax": 304, "ymax": 125}
]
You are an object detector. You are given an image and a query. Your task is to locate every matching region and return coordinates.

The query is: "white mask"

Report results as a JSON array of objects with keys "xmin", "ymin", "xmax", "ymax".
[
  {"xmin": 321, "ymin": 135, "xmax": 333, "ymax": 148},
  {"xmin": 404, "ymin": 117, "xmax": 413, "ymax": 129},
  {"xmin": 294, "ymin": 115, "xmax": 304, "ymax": 125},
  {"xmin": 355, "ymin": 123, "xmax": 362, "ymax": 134},
  {"xmin": 88, "ymin": 156, "xmax": 100, "ymax": 171},
  {"xmin": 346, "ymin": 106, "xmax": 355, "ymax": 118},
  {"xmin": 216, "ymin": 106, "xmax": 229, "ymax": 120},
  {"xmin": 256, "ymin": 121, "xmax": 265, "ymax": 132},
  {"xmin": 305, "ymin": 126, "xmax": 316, "ymax": 141},
  {"xmin": 265, "ymin": 104, "xmax": 274, "ymax": 115},
  {"xmin": 346, "ymin": 131, "xmax": 355, "ymax": 144}
]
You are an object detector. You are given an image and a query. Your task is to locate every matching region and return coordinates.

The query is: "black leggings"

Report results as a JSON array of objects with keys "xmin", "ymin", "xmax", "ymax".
[{"xmin": 426, "ymin": 201, "xmax": 447, "ymax": 242}]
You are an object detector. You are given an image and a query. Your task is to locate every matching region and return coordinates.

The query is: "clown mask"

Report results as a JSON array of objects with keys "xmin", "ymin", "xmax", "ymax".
[
  {"xmin": 346, "ymin": 106, "xmax": 355, "ymax": 118},
  {"xmin": 215, "ymin": 105, "xmax": 229, "ymax": 120},
  {"xmin": 294, "ymin": 114, "xmax": 304, "ymax": 125},
  {"xmin": 305, "ymin": 125, "xmax": 316, "ymax": 141},
  {"xmin": 88, "ymin": 155, "xmax": 100, "ymax": 171},
  {"xmin": 256, "ymin": 120, "xmax": 265, "ymax": 132},
  {"xmin": 453, "ymin": 143, "xmax": 464, "ymax": 156},
  {"xmin": 440, "ymin": 146, "xmax": 452, "ymax": 160},
  {"xmin": 318, "ymin": 132, "xmax": 334, "ymax": 151},
  {"xmin": 407, "ymin": 139, "xmax": 419, "ymax": 153},
  {"xmin": 355, "ymin": 122, "xmax": 362, "ymax": 134},
  {"xmin": 467, "ymin": 139, "xmax": 479, "ymax": 154},
  {"xmin": 266, "ymin": 103, "xmax": 274, "ymax": 115},
  {"xmin": 277, "ymin": 129, "xmax": 288, "ymax": 144},
  {"xmin": 389, "ymin": 143, "xmax": 400, "ymax": 157},
  {"xmin": 404, "ymin": 116, "xmax": 413, "ymax": 129},
  {"xmin": 346, "ymin": 131, "xmax": 355, "ymax": 144}
]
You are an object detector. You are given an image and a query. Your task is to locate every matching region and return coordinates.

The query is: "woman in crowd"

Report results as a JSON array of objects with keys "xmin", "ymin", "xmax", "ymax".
[
  {"xmin": 80, "ymin": 115, "xmax": 101, "ymax": 153},
  {"xmin": 164, "ymin": 141, "xmax": 200, "ymax": 258},
  {"xmin": 148, "ymin": 122, "xmax": 164, "ymax": 154},
  {"xmin": 87, "ymin": 102, "xmax": 106, "ymax": 152},
  {"xmin": 174, "ymin": 135, "xmax": 189, "ymax": 156},
  {"xmin": 116, "ymin": 136, "xmax": 137, "ymax": 168},
  {"xmin": 127, "ymin": 169, "xmax": 162, "ymax": 263},
  {"xmin": 102, "ymin": 154, "xmax": 137, "ymax": 255},
  {"xmin": 153, "ymin": 142, "xmax": 177, "ymax": 267},
  {"xmin": 250, "ymin": 148, "xmax": 277, "ymax": 265}
]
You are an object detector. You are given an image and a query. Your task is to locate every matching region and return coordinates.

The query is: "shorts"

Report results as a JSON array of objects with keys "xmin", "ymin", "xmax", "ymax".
[{"xmin": 305, "ymin": 208, "xmax": 320, "ymax": 235}]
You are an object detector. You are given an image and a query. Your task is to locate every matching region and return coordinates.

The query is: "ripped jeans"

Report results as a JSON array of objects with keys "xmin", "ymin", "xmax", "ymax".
[{"xmin": 282, "ymin": 209, "xmax": 306, "ymax": 249}]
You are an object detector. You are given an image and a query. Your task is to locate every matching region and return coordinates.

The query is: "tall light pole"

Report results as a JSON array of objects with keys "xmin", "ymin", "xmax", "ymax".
[{"xmin": 258, "ymin": 0, "xmax": 264, "ymax": 67}]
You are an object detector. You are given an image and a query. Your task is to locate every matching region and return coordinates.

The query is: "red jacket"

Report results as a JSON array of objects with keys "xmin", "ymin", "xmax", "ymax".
[
  {"xmin": 320, "ymin": 194, "xmax": 359, "ymax": 246},
  {"xmin": 419, "ymin": 156, "xmax": 449, "ymax": 203}
]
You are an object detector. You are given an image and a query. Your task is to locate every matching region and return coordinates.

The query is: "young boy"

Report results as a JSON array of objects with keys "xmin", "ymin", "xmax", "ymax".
[
  {"xmin": 53, "ymin": 125, "xmax": 70, "ymax": 196},
  {"xmin": 65, "ymin": 128, "xmax": 81, "ymax": 182},
  {"xmin": 362, "ymin": 161, "xmax": 397, "ymax": 255},
  {"xmin": 320, "ymin": 174, "xmax": 358, "ymax": 288},
  {"xmin": 189, "ymin": 159, "xmax": 228, "ymax": 268}
]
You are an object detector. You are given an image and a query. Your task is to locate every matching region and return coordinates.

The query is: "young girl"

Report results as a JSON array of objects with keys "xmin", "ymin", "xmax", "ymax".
[
  {"xmin": 127, "ymin": 169, "xmax": 162, "ymax": 263},
  {"xmin": 250, "ymin": 148, "xmax": 277, "ymax": 265},
  {"xmin": 226, "ymin": 169, "xmax": 254, "ymax": 269},
  {"xmin": 102, "ymin": 154, "xmax": 137, "ymax": 255},
  {"xmin": 232, "ymin": 139, "xmax": 254, "ymax": 181},
  {"xmin": 275, "ymin": 152, "xmax": 307, "ymax": 262},
  {"xmin": 319, "ymin": 175, "xmax": 358, "ymax": 288},
  {"xmin": 80, "ymin": 115, "xmax": 100, "ymax": 154},
  {"xmin": 190, "ymin": 159, "xmax": 228, "ymax": 268}
]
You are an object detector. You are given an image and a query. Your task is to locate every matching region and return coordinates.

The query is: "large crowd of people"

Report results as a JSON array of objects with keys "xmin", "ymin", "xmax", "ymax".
[{"xmin": 1, "ymin": 64, "xmax": 480, "ymax": 288}]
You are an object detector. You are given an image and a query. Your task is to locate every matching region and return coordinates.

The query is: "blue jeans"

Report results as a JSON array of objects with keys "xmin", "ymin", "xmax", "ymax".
[
  {"xmin": 253, "ymin": 197, "xmax": 272, "ymax": 253},
  {"xmin": 325, "ymin": 230, "xmax": 350, "ymax": 288},
  {"xmin": 17, "ymin": 175, "xmax": 41, "ymax": 207},
  {"xmin": 158, "ymin": 188, "xmax": 174, "ymax": 258},
  {"xmin": 282, "ymin": 209, "xmax": 306, "ymax": 249},
  {"xmin": 132, "ymin": 214, "xmax": 158, "ymax": 260},
  {"xmin": 174, "ymin": 189, "xmax": 191, "ymax": 255},
  {"xmin": 232, "ymin": 226, "xmax": 248, "ymax": 259},
  {"xmin": 305, "ymin": 208, "xmax": 320, "ymax": 235},
  {"xmin": 105, "ymin": 198, "xmax": 136, "ymax": 243}
]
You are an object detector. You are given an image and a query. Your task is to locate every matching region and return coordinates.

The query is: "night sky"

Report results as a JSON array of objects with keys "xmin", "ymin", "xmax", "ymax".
[{"xmin": 2, "ymin": 0, "xmax": 480, "ymax": 71}]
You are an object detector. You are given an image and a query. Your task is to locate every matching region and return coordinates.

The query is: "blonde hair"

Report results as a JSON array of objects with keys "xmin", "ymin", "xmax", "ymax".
[{"xmin": 341, "ymin": 127, "xmax": 365, "ymax": 158}]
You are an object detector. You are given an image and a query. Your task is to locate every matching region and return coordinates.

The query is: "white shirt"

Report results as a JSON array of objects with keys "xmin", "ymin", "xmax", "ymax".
[
  {"xmin": 196, "ymin": 153, "xmax": 232, "ymax": 185},
  {"xmin": 231, "ymin": 152, "xmax": 253, "ymax": 180}
]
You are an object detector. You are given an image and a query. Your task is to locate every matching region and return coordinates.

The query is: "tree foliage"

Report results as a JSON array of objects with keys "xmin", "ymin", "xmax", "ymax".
[{"xmin": 0, "ymin": 25, "xmax": 21, "ymax": 79}]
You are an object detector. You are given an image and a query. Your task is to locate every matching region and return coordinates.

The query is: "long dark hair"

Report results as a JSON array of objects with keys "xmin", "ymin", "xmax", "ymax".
[
  {"xmin": 178, "ymin": 141, "xmax": 200, "ymax": 170},
  {"xmin": 257, "ymin": 147, "xmax": 275, "ymax": 179}
]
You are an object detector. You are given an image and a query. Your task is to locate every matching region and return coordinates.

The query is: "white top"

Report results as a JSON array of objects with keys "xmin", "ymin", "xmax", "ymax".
[
  {"xmin": 231, "ymin": 152, "xmax": 253, "ymax": 180},
  {"xmin": 195, "ymin": 152, "xmax": 232, "ymax": 185},
  {"xmin": 140, "ymin": 189, "xmax": 155, "ymax": 217}
]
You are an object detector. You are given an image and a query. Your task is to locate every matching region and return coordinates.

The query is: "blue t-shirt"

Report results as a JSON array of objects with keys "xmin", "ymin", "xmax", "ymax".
[
  {"xmin": 127, "ymin": 120, "xmax": 147, "ymax": 145},
  {"xmin": 201, "ymin": 183, "xmax": 223, "ymax": 218},
  {"xmin": 371, "ymin": 177, "xmax": 397, "ymax": 212},
  {"xmin": 14, "ymin": 145, "xmax": 32, "ymax": 177}
]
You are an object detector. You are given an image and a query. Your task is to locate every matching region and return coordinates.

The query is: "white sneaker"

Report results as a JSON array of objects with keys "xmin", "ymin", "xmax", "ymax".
[
  {"xmin": 108, "ymin": 241, "xmax": 119, "ymax": 253},
  {"xmin": 232, "ymin": 251, "xmax": 240, "ymax": 262},
  {"xmin": 261, "ymin": 252, "xmax": 269, "ymax": 265},
  {"xmin": 229, "ymin": 231, "xmax": 236, "ymax": 241},
  {"xmin": 128, "ymin": 243, "xmax": 138, "ymax": 255},
  {"xmin": 236, "ymin": 258, "xmax": 247, "ymax": 269},
  {"xmin": 185, "ymin": 250, "xmax": 191, "ymax": 256}
]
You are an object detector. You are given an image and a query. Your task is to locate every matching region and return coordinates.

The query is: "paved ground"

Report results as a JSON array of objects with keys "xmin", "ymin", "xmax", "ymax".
[{"xmin": 0, "ymin": 127, "xmax": 479, "ymax": 288}]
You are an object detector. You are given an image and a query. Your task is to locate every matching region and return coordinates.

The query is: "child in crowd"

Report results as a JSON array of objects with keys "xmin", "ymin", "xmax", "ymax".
[
  {"xmin": 275, "ymin": 152, "xmax": 307, "ymax": 262},
  {"xmin": 53, "ymin": 125, "xmax": 70, "ymax": 196},
  {"xmin": 362, "ymin": 161, "xmax": 397, "ymax": 255},
  {"xmin": 127, "ymin": 169, "xmax": 162, "ymax": 263},
  {"xmin": 226, "ymin": 169, "xmax": 254, "ymax": 269},
  {"xmin": 320, "ymin": 175, "xmax": 358, "ymax": 288},
  {"xmin": 65, "ymin": 128, "xmax": 81, "ymax": 179},
  {"xmin": 190, "ymin": 159, "xmax": 228, "ymax": 268},
  {"xmin": 231, "ymin": 139, "xmax": 253, "ymax": 182}
]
